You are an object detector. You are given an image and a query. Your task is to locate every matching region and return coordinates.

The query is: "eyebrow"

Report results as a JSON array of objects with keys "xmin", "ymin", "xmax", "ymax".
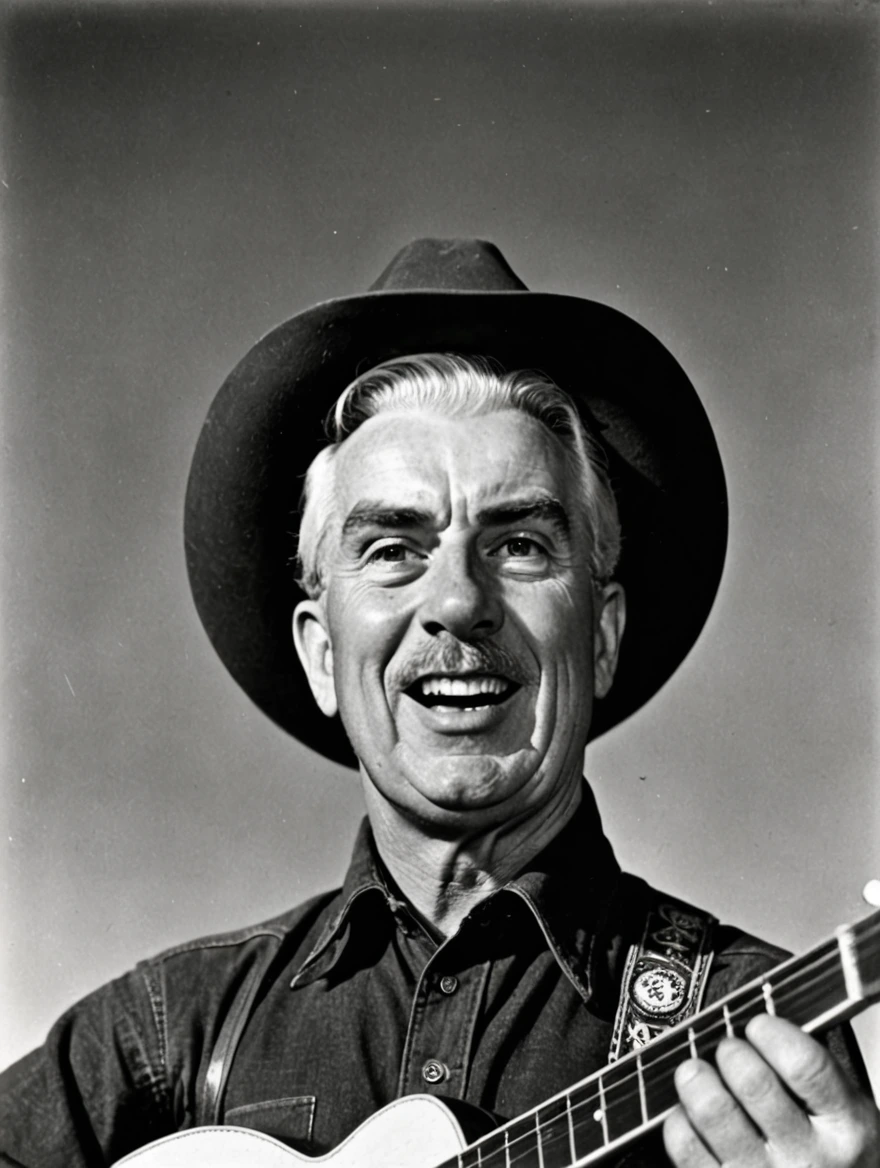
[
  {"xmin": 340, "ymin": 496, "xmax": 572, "ymax": 543},
  {"xmin": 340, "ymin": 504, "xmax": 436, "ymax": 541},
  {"xmin": 476, "ymin": 497, "xmax": 571, "ymax": 539}
]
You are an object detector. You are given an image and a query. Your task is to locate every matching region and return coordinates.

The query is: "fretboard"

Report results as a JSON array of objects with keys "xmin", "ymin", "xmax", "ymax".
[{"xmin": 440, "ymin": 909, "xmax": 880, "ymax": 1168}]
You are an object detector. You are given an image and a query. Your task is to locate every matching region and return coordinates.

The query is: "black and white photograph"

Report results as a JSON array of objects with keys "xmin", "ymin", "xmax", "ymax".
[{"xmin": 1, "ymin": 2, "xmax": 878, "ymax": 1165}]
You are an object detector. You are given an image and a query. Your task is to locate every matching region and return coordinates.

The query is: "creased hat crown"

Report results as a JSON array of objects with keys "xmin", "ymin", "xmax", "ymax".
[{"xmin": 368, "ymin": 237, "xmax": 528, "ymax": 292}]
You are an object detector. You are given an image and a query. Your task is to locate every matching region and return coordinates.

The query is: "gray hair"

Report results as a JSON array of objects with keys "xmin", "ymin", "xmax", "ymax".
[{"xmin": 296, "ymin": 354, "xmax": 621, "ymax": 598}]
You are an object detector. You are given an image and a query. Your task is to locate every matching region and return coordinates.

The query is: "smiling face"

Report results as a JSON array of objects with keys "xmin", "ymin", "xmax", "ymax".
[{"xmin": 293, "ymin": 409, "xmax": 625, "ymax": 834}]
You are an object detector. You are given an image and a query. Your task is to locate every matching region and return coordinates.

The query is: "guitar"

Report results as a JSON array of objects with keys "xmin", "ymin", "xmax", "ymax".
[{"xmin": 116, "ymin": 906, "xmax": 880, "ymax": 1167}]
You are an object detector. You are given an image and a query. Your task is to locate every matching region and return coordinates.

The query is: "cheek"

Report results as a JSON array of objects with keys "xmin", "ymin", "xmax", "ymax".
[
  {"xmin": 329, "ymin": 586, "xmax": 413, "ymax": 695},
  {"xmin": 508, "ymin": 587, "xmax": 595, "ymax": 729},
  {"xmin": 509, "ymin": 582, "xmax": 592, "ymax": 664}
]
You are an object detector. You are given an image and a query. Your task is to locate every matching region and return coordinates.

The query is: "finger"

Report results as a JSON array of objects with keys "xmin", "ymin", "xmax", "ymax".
[
  {"xmin": 663, "ymin": 1105, "xmax": 718, "ymax": 1168},
  {"xmin": 673, "ymin": 1058, "xmax": 765, "ymax": 1164},
  {"xmin": 744, "ymin": 1014, "xmax": 855, "ymax": 1118},
  {"xmin": 715, "ymin": 1035, "xmax": 813, "ymax": 1148}
]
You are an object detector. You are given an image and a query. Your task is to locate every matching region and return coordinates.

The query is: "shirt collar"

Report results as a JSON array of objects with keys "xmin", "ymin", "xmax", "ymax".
[
  {"xmin": 499, "ymin": 782, "xmax": 622, "ymax": 1003},
  {"xmin": 288, "ymin": 819, "xmax": 389, "ymax": 989},
  {"xmin": 290, "ymin": 781, "xmax": 622, "ymax": 1003}
]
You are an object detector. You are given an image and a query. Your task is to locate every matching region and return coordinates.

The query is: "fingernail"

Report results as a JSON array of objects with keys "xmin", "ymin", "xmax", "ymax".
[{"xmin": 676, "ymin": 1059, "xmax": 701, "ymax": 1085}]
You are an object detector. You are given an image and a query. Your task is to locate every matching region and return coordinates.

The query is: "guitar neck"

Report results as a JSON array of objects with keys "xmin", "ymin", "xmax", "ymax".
[{"xmin": 444, "ymin": 910, "xmax": 880, "ymax": 1168}]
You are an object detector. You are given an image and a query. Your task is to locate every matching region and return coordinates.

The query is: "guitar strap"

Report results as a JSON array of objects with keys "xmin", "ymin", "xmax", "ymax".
[
  {"xmin": 609, "ymin": 891, "xmax": 716, "ymax": 1061},
  {"xmin": 201, "ymin": 937, "xmax": 283, "ymax": 1125},
  {"xmin": 197, "ymin": 892, "xmax": 340, "ymax": 1125}
]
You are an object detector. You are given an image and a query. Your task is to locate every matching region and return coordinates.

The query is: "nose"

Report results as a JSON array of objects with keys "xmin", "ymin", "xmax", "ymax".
[{"xmin": 418, "ymin": 543, "xmax": 503, "ymax": 641}]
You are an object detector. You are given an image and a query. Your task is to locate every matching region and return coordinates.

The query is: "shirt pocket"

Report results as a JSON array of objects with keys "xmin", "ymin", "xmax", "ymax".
[{"xmin": 224, "ymin": 1095, "xmax": 316, "ymax": 1148}]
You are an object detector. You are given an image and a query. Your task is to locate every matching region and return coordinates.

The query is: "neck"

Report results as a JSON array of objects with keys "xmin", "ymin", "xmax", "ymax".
[{"xmin": 362, "ymin": 775, "xmax": 584, "ymax": 938}]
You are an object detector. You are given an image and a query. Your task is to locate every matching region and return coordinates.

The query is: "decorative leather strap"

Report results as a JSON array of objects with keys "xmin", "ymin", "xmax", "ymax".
[
  {"xmin": 201, "ymin": 939, "xmax": 282, "ymax": 1124},
  {"xmin": 609, "ymin": 895, "xmax": 716, "ymax": 1061}
]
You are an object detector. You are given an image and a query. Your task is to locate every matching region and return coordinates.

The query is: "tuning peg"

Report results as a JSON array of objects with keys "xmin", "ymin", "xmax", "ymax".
[{"xmin": 862, "ymin": 880, "xmax": 880, "ymax": 907}]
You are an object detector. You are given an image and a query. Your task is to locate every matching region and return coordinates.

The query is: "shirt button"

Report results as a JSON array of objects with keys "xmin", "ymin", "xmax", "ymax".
[
  {"xmin": 439, "ymin": 975, "xmax": 458, "ymax": 995},
  {"xmin": 421, "ymin": 1059, "xmax": 448, "ymax": 1085}
]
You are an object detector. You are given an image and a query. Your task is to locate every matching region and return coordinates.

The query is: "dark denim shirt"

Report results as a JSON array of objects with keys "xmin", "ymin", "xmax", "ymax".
[{"xmin": 0, "ymin": 788, "xmax": 868, "ymax": 1167}]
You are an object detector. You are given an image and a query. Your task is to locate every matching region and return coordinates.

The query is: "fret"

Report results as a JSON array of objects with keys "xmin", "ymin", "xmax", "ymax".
[
  {"xmin": 773, "ymin": 962, "xmax": 848, "ymax": 1029},
  {"xmin": 853, "ymin": 915, "xmax": 880, "ymax": 997},
  {"xmin": 597, "ymin": 1074, "xmax": 609, "ymax": 1147},
  {"xmin": 722, "ymin": 986, "xmax": 767, "ymax": 1030},
  {"xmin": 506, "ymin": 1121, "xmax": 535, "ymax": 1168},
  {"xmin": 471, "ymin": 1127, "xmax": 506, "ymax": 1168},
  {"xmin": 599, "ymin": 1058, "xmax": 647, "ymax": 1143},
  {"xmin": 534, "ymin": 1095, "xmax": 577, "ymax": 1168},
  {"xmin": 566, "ymin": 1093, "xmax": 577, "ymax": 1163},
  {"xmin": 697, "ymin": 988, "xmax": 762, "ymax": 1045},
  {"xmin": 762, "ymin": 982, "xmax": 776, "ymax": 1015},
  {"xmin": 764, "ymin": 943, "xmax": 841, "ymax": 1024},
  {"xmin": 837, "ymin": 926, "xmax": 864, "ymax": 1003},
  {"xmin": 534, "ymin": 1111, "xmax": 544, "ymax": 1168},
  {"xmin": 638, "ymin": 1035, "xmax": 684, "ymax": 1119},
  {"xmin": 660, "ymin": 1007, "xmax": 729, "ymax": 1067},
  {"xmin": 501, "ymin": 1116, "xmax": 540, "ymax": 1168},
  {"xmin": 455, "ymin": 1139, "xmax": 481, "ymax": 1168},
  {"xmin": 566, "ymin": 1082, "xmax": 612, "ymax": 1159},
  {"xmin": 635, "ymin": 1053, "xmax": 648, "ymax": 1123}
]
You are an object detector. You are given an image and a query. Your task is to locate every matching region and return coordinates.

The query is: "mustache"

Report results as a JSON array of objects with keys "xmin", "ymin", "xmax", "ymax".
[{"xmin": 392, "ymin": 636, "xmax": 536, "ymax": 691}]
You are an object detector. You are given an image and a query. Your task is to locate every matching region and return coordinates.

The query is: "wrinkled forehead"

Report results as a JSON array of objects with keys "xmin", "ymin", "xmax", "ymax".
[{"xmin": 331, "ymin": 409, "xmax": 577, "ymax": 521}]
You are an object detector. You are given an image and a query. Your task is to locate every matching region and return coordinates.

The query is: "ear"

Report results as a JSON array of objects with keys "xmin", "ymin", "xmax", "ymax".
[
  {"xmin": 292, "ymin": 598, "xmax": 338, "ymax": 718},
  {"xmin": 593, "ymin": 582, "xmax": 626, "ymax": 700}
]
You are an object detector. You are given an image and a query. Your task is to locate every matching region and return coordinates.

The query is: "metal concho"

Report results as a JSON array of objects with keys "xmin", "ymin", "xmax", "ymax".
[{"xmin": 631, "ymin": 965, "xmax": 688, "ymax": 1017}]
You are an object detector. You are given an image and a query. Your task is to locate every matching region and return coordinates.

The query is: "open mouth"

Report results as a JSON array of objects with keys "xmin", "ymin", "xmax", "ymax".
[{"xmin": 406, "ymin": 674, "xmax": 520, "ymax": 710}]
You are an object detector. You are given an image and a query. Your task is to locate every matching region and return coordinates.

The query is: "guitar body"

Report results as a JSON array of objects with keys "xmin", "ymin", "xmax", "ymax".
[{"xmin": 115, "ymin": 1095, "xmax": 475, "ymax": 1168}]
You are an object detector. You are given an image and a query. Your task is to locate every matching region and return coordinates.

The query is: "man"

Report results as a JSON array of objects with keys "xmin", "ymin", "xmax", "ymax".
[{"xmin": 1, "ymin": 239, "xmax": 877, "ymax": 1166}]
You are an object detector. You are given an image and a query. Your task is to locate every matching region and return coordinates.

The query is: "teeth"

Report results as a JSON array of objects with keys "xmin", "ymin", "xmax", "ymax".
[{"xmin": 420, "ymin": 675, "xmax": 509, "ymax": 697}]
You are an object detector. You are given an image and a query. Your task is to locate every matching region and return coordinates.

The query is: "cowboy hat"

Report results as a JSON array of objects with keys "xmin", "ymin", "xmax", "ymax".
[{"xmin": 184, "ymin": 238, "xmax": 727, "ymax": 767}]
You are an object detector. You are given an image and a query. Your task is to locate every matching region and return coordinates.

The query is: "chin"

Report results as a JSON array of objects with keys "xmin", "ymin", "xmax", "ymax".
[{"xmin": 394, "ymin": 744, "xmax": 539, "ymax": 814}]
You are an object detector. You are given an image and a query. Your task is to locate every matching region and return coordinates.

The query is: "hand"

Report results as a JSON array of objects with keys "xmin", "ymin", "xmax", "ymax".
[{"xmin": 662, "ymin": 1014, "xmax": 879, "ymax": 1166}]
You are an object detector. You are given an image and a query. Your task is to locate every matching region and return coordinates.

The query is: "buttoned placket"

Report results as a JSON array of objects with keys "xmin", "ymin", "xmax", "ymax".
[
  {"xmin": 397, "ymin": 923, "xmax": 492, "ymax": 1100},
  {"xmin": 280, "ymin": 801, "xmax": 613, "ymax": 1120}
]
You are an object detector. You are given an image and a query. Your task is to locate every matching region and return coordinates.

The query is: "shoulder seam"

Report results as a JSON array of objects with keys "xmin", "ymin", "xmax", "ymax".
[
  {"xmin": 152, "ymin": 926, "xmax": 287, "ymax": 962},
  {"xmin": 140, "ymin": 890, "xmax": 341, "ymax": 966}
]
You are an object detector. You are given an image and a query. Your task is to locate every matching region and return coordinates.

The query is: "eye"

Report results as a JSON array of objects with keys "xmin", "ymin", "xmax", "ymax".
[
  {"xmin": 486, "ymin": 534, "xmax": 553, "ymax": 577},
  {"xmin": 364, "ymin": 540, "xmax": 425, "ymax": 567},
  {"xmin": 497, "ymin": 537, "xmax": 545, "ymax": 558},
  {"xmin": 369, "ymin": 544, "xmax": 408, "ymax": 563}
]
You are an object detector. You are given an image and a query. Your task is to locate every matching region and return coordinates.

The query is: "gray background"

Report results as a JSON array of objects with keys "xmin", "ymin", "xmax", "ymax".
[{"xmin": 1, "ymin": 0, "xmax": 878, "ymax": 1093}]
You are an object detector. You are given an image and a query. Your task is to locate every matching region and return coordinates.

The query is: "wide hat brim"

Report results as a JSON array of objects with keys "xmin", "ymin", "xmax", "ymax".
[{"xmin": 185, "ymin": 241, "xmax": 727, "ymax": 767}]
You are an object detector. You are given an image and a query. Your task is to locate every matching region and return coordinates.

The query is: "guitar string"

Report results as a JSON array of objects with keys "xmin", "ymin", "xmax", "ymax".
[
  {"xmin": 548, "ymin": 954, "xmax": 847, "ymax": 1157},
  {"xmin": 495, "ymin": 969, "xmax": 838, "ymax": 1168},
  {"xmin": 460, "ymin": 930, "xmax": 879, "ymax": 1168},
  {"xmin": 462, "ymin": 921, "xmax": 880, "ymax": 1168},
  {"xmin": 492, "ymin": 929, "xmax": 880, "ymax": 1168}
]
